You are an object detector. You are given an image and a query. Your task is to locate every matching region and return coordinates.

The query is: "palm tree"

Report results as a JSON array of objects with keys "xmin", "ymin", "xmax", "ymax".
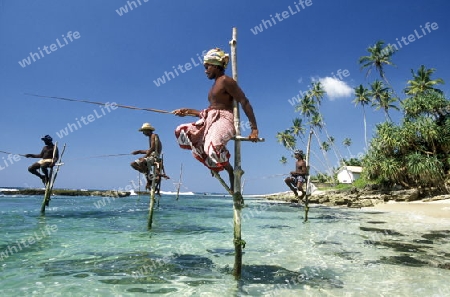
[
  {"xmin": 404, "ymin": 65, "xmax": 445, "ymax": 96},
  {"xmin": 308, "ymin": 81, "xmax": 325, "ymax": 106},
  {"xmin": 295, "ymin": 95, "xmax": 317, "ymax": 120},
  {"xmin": 343, "ymin": 138, "xmax": 352, "ymax": 157},
  {"xmin": 319, "ymin": 140, "xmax": 334, "ymax": 176},
  {"xmin": 327, "ymin": 136, "xmax": 344, "ymax": 165},
  {"xmin": 290, "ymin": 118, "xmax": 305, "ymax": 138},
  {"xmin": 359, "ymin": 40, "xmax": 396, "ymax": 82},
  {"xmin": 370, "ymin": 80, "xmax": 399, "ymax": 121},
  {"xmin": 276, "ymin": 130, "xmax": 296, "ymax": 150},
  {"xmin": 352, "ymin": 84, "xmax": 371, "ymax": 149},
  {"xmin": 279, "ymin": 156, "xmax": 288, "ymax": 164}
]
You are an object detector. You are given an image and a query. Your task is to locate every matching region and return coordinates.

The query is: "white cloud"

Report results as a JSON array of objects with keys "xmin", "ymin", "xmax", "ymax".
[{"xmin": 317, "ymin": 77, "xmax": 354, "ymax": 100}]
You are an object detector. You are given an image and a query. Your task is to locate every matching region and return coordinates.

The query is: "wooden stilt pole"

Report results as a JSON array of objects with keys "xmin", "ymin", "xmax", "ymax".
[
  {"xmin": 41, "ymin": 143, "xmax": 65, "ymax": 215},
  {"xmin": 137, "ymin": 174, "xmax": 141, "ymax": 202},
  {"xmin": 211, "ymin": 170, "xmax": 233, "ymax": 195},
  {"xmin": 303, "ymin": 130, "xmax": 313, "ymax": 222},
  {"xmin": 176, "ymin": 163, "xmax": 182, "ymax": 200},
  {"xmin": 147, "ymin": 163, "xmax": 157, "ymax": 229},
  {"xmin": 230, "ymin": 27, "xmax": 245, "ymax": 280}
]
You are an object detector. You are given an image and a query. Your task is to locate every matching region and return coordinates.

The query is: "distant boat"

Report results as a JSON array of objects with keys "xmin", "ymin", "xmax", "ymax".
[{"xmin": 129, "ymin": 189, "xmax": 138, "ymax": 196}]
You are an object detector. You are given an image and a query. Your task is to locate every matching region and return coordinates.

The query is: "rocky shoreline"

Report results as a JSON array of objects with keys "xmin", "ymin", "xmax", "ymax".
[
  {"xmin": 264, "ymin": 186, "xmax": 450, "ymax": 207},
  {"xmin": 4, "ymin": 186, "xmax": 450, "ymax": 206}
]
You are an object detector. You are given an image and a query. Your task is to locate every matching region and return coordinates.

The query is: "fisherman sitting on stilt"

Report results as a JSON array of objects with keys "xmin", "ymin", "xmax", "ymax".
[
  {"xmin": 25, "ymin": 135, "xmax": 59, "ymax": 185},
  {"xmin": 284, "ymin": 149, "xmax": 308, "ymax": 202},
  {"xmin": 131, "ymin": 123, "xmax": 168, "ymax": 191}
]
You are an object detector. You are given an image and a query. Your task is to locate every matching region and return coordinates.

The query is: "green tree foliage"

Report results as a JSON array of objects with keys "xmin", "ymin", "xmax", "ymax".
[
  {"xmin": 404, "ymin": 65, "xmax": 445, "ymax": 96},
  {"xmin": 359, "ymin": 40, "xmax": 396, "ymax": 82},
  {"xmin": 363, "ymin": 85, "xmax": 449, "ymax": 189}
]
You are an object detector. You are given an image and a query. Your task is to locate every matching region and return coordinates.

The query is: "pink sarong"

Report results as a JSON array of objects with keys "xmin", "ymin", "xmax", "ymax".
[{"xmin": 175, "ymin": 109, "xmax": 236, "ymax": 172}]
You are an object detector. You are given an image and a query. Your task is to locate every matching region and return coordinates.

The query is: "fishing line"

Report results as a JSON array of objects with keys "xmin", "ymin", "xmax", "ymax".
[{"xmin": 24, "ymin": 93, "xmax": 174, "ymax": 114}]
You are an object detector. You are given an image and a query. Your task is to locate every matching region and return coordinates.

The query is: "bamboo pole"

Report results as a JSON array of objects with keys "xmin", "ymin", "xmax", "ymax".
[
  {"xmin": 230, "ymin": 27, "xmax": 245, "ymax": 280},
  {"xmin": 147, "ymin": 163, "xmax": 158, "ymax": 229},
  {"xmin": 41, "ymin": 143, "xmax": 57, "ymax": 214},
  {"xmin": 137, "ymin": 174, "xmax": 141, "ymax": 202},
  {"xmin": 176, "ymin": 163, "xmax": 183, "ymax": 200},
  {"xmin": 303, "ymin": 130, "xmax": 313, "ymax": 222},
  {"xmin": 41, "ymin": 143, "xmax": 66, "ymax": 214}
]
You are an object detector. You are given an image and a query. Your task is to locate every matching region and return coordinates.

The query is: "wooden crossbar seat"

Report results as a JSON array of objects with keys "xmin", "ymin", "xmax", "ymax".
[{"xmin": 232, "ymin": 136, "xmax": 265, "ymax": 142}]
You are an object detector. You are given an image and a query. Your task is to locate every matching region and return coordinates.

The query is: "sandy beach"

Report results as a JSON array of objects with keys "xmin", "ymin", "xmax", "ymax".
[{"xmin": 369, "ymin": 199, "xmax": 450, "ymax": 219}]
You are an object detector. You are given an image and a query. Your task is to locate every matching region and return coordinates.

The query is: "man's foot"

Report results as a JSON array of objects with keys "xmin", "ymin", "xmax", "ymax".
[
  {"xmin": 41, "ymin": 176, "xmax": 49, "ymax": 185},
  {"xmin": 299, "ymin": 191, "xmax": 306, "ymax": 202}
]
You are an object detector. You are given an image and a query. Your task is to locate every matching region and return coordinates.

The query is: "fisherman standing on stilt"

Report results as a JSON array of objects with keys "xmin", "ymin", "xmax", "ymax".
[
  {"xmin": 173, "ymin": 48, "xmax": 259, "ymax": 191},
  {"xmin": 25, "ymin": 135, "xmax": 59, "ymax": 185}
]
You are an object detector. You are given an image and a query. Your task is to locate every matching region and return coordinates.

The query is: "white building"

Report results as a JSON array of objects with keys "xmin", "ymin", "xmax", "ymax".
[{"xmin": 337, "ymin": 166, "xmax": 363, "ymax": 184}]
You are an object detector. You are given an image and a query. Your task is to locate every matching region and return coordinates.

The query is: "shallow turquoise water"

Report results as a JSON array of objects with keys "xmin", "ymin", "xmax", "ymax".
[{"xmin": 0, "ymin": 194, "xmax": 449, "ymax": 296}]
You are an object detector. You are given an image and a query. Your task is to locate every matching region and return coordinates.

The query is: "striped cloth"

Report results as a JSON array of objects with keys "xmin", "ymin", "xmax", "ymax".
[{"xmin": 175, "ymin": 109, "xmax": 235, "ymax": 171}]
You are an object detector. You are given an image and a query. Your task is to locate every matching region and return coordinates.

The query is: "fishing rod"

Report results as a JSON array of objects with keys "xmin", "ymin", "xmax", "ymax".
[
  {"xmin": 66, "ymin": 153, "xmax": 132, "ymax": 160},
  {"xmin": 0, "ymin": 150, "xmax": 26, "ymax": 157},
  {"xmin": 24, "ymin": 93, "xmax": 174, "ymax": 114}
]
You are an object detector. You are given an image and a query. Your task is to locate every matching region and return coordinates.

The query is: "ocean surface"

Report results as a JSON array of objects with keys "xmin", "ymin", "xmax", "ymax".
[{"xmin": 1, "ymin": 193, "xmax": 449, "ymax": 297}]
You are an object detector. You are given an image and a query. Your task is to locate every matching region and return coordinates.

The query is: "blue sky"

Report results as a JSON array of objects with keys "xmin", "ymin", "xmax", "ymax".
[{"xmin": 1, "ymin": 0, "xmax": 449, "ymax": 195}]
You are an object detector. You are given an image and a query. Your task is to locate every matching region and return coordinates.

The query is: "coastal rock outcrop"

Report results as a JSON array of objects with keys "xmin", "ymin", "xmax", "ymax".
[{"xmin": 265, "ymin": 187, "xmax": 448, "ymax": 208}]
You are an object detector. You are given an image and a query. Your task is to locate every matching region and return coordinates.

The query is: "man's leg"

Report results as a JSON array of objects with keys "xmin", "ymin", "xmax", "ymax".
[
  {"xmin": 154, "ymin": 165, "xmax": 161, "ymax": 195},
  {"xmin": 131, "ymin": 160, "xmax": 148, "ymax": 174},
  {"xmin": 130, "ymin": 161, "xmax": 140, "ymax": 171},
  {"xmin": 284, "ymin": 177, "xmax": 298, "ymax": 197},
  {"xmin": 28, "ymin": 163, "xmax": 46, "ymax": 184},
  {"xmin": 297, "ymin": 180, "xmax": 306, "ymax": 200},
  {"xmin": 224, "ymin": 163, "xmax": 234, "ymax": 192},
  {"xmin": 41, "ymin": 165, "xmax": 50, "ymax": 184}
]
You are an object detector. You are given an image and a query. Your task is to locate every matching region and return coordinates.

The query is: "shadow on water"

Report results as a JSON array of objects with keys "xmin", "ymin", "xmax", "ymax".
[
  {"xmin": 369, "ymin": 241, "xmax": 431, "ymax": 253},
  {"xmin": 378, "ymin": 254, "xmax": 428, "ymax": 267},
  {"xmin": 42, "ymin": 251, "xmax": 220, "ymax": 282},
  {"xmin": 360, "ymin": 226, "xmax": 403, "ymax": 236},
  {"xmin": 239, "ymin": 264, "xmax": 343, "ymax": 289},
  {"xmin": 260, "ymin": 224, "xmax": 292, "ymax": 229},
  {"xmin": 169, "ymin": 225, "xmax": 226, "ymax": 234},
  {"xmin": 36, "ymin": 210, "xmax": 128, "ymax": 219},
  {"xmin": 421, "ymin": 230, "xmax": 450, "ymax": 241},
  {"xmin": 40, "ymin": 251, "xmax": 343, "ymax": 293},
  {"xmin": 366, "ymin": 221, "xmax": 387, "ymax": 224}
]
